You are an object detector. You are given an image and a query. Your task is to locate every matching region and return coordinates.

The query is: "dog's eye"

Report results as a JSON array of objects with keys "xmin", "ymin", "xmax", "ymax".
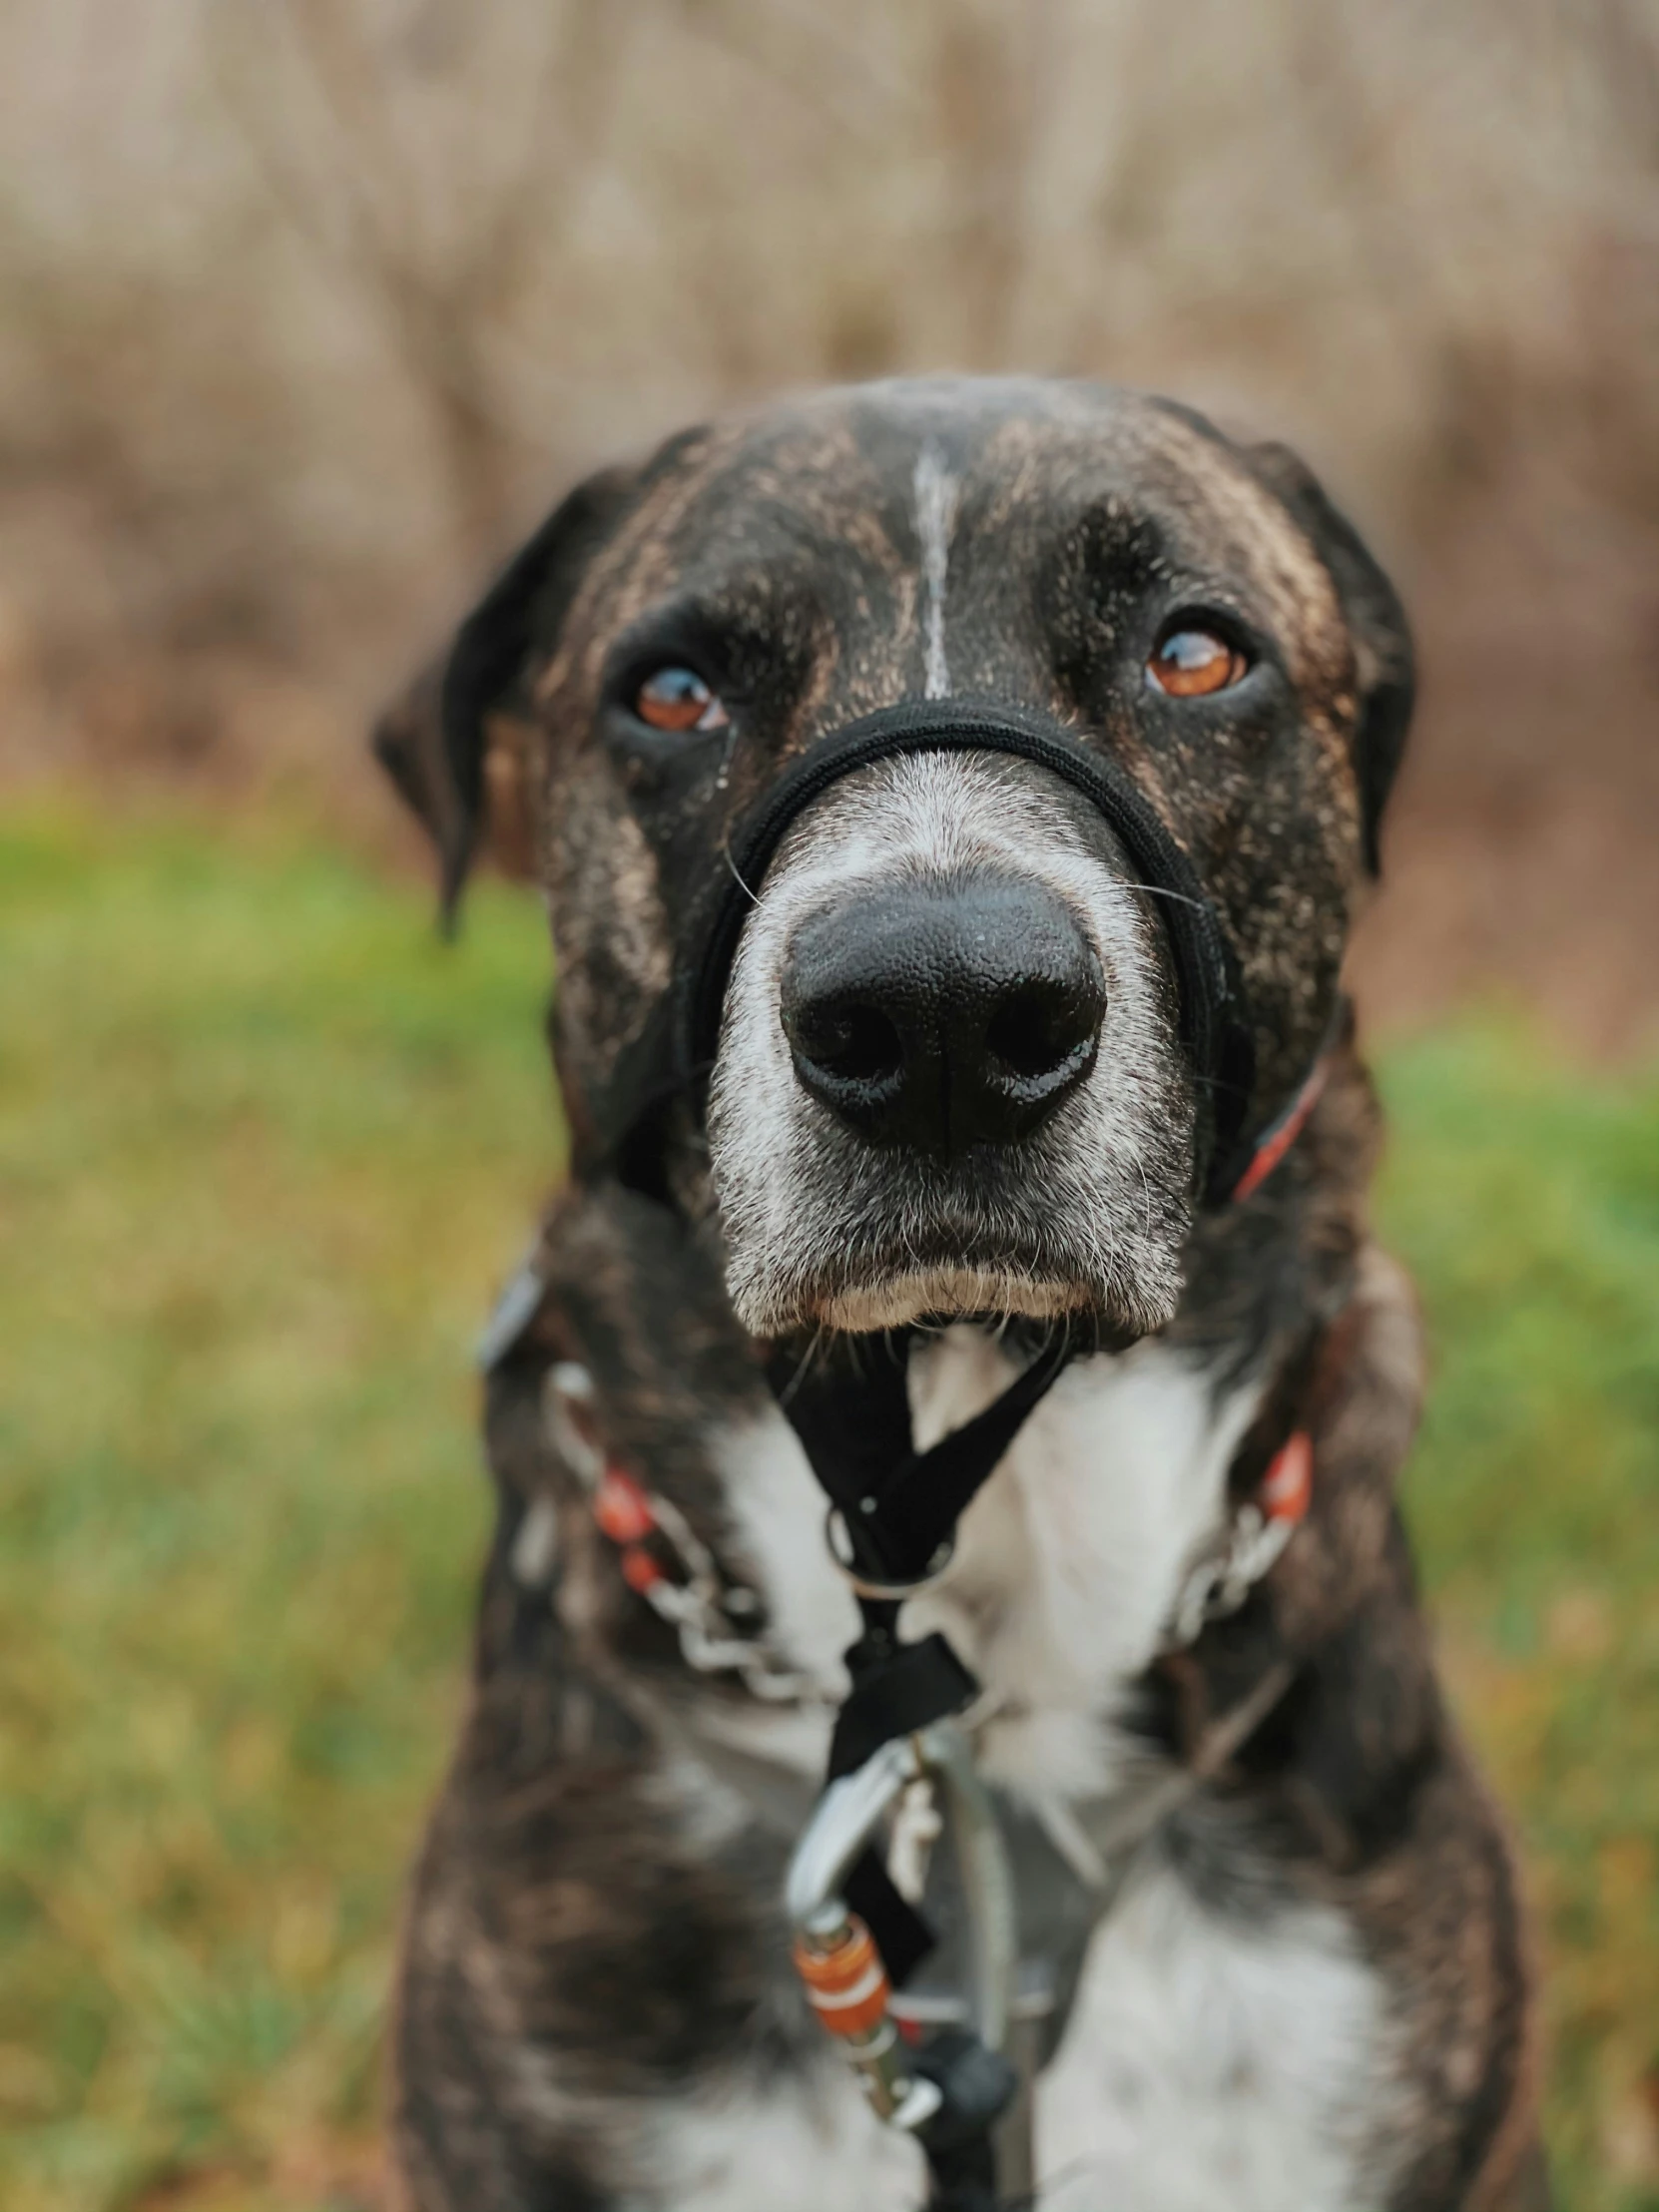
[
  {"xmin": 633, "ymin": 666, "xmax": 730, "ymax": 733},
  {"xmin": 1147, "ymin": 626, "xmax": 1249, "ymax": 698}
]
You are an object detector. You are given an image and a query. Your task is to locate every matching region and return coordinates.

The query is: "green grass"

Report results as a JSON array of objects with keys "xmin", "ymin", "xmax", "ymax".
[
  {"xmin": 1379, "ymin": 1028, "xmax": 1659, "ymax": 2204},
  {"xmin": 1, "ymin": 802, "xmax": 1655, "ymax": 2211}
]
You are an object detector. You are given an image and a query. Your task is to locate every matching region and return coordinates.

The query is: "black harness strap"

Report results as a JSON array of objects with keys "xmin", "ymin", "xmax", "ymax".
[
  {"xmin": 769, "ymin": 1327, "xmax": 1073, "ymax": 1588},
  {"xmin": 766, "ymin": 1333, "xmax": 1073, "ymax": 1995}
]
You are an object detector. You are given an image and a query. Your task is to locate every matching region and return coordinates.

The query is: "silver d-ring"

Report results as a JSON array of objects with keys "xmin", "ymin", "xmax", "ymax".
[{"xmin": 825, "ymin": 1507, "xmax": 955, "ymax": 1601}]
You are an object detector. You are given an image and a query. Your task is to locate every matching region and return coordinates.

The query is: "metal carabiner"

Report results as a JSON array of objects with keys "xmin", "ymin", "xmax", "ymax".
[{"xmin": 785, "ymin": 1721, "xmax": 1017, "ymax": 2134}]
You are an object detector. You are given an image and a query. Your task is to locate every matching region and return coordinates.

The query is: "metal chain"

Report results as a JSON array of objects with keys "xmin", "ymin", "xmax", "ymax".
[
  {"xmin": 1165, "ymin": 1500, "xmax": 1296, "ymax": 1652},
  {"xmin": 544, "ymin": 1360, "xmax": 818, "ymax": 1704}
]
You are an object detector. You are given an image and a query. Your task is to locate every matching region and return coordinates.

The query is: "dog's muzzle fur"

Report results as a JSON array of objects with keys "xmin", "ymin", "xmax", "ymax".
[{"xmin": 708, "ymin": 748, "xmax": 1195, "ymax": 1336}]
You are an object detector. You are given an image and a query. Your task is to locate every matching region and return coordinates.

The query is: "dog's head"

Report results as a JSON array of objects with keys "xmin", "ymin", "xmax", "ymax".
[{"xmin": 378, "ymin": 379, "xmax": 1411, "ymax": 1342}]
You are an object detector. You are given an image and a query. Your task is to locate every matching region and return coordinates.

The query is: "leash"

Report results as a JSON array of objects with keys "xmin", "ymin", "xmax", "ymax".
[
  {"xmin": 761, "ymin": 1330, "xmax": 1070, "ymax": 2210},
  {"xmin": 763, "ymin": 1329, "xmax": 1071, "ymax": 1992}
]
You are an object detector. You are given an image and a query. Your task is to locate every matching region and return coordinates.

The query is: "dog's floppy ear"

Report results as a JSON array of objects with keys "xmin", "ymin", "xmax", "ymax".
[
  {"xmin": 373, "ymin": 464, "xmax": 637, "ymax": 922},
  {"xmin": 1248, "ymin": 442, "xmax": 1415, "ymax": 874}
]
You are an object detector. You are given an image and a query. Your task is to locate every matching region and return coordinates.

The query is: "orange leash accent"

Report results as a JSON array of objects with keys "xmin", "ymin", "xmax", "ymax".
[
  {"xmin": 593, "ymin": 1464, "xmax": 657, "ymax": 1545},
  {"xmin": 1261, "ymin": 1430, "xmax": 1313, "ymax": 1524},
  {"xmin": 619, "ymin": 1544, "xmax": 666, "ymax": 1593},
  {"xmin": 793, "ymin": 1913, "xmax": 892, "ymax": 2040}
]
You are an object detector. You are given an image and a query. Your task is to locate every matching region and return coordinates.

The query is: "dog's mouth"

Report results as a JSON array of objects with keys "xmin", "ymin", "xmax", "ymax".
[
  {"xmin": 713, "ymin": 1130, "xmax": 1188, "ymax": 1338},
  {"xmin": 799, "ymin": 1263, "xmax": 1099, "ymax": 1339},
  {"xmin": 705, "ymin": 751, "xmax": 1200, "ymax": 1343},
  {"xmin": 709, "ymin": 1091, "xmax": 1193, "ymax": 1340}
]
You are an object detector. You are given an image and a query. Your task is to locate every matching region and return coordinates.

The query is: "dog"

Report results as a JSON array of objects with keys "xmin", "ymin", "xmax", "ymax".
[{"xmin": 374, "ymin": 378, "xmax": 1546, "ymax": 2211}]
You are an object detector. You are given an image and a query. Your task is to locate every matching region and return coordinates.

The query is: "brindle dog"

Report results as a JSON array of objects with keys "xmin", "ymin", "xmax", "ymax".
[{"xmin": 376, "ymin": 380, "xmax": 1546, "ymax": 2211}]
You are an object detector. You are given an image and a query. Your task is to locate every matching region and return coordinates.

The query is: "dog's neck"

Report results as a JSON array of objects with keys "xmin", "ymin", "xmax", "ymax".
[
  {"xmin": 533, "ymin": 1046, "xmax": 1380, "ymax": 1825},
  {"xmin": 713, "ymin": 1322, "xmax": 1269, "ymax": 1814}
]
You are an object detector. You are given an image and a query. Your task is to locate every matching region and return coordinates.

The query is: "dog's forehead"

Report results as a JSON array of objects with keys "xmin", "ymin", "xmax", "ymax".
[{"xmin": 589, "ymin": 381, "xmax": 1344, "ymax": 663}]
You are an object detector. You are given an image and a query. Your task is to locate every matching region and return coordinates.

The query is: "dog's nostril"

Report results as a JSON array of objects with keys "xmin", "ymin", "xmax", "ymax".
[
  {"xmin": 788, "ymin": 999, "xmax": 903, "ymax": 1086},
  {"xmin": 985, "ymin": 981, "xmax": 1104, "ymax": 1083}
]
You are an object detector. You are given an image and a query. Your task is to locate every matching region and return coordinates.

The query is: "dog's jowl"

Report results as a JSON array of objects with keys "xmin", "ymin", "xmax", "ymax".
[{"xmin": 376, "ymin": 381, "xmax": 1546, "ymax": 2212}]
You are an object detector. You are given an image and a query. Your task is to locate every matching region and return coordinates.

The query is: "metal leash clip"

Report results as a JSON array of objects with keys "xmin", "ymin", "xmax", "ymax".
[{"xmin": 786, "ymin": 1723, "xmax": 1017, "ymax": 2143}]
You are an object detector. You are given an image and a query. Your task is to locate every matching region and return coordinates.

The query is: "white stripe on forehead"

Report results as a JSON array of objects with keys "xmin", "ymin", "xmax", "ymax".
[{"xmin": 912, "ymin": 439, "xmax": 959, "ymax": 701}]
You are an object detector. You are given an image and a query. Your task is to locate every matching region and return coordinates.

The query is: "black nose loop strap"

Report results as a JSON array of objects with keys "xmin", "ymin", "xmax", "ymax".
[{"xmin": 686, "ymin": 697, "xmax": 1257, "ymax": 1203}]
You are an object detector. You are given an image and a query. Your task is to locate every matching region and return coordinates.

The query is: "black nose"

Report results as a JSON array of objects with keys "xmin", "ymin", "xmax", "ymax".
[{"xmin": 780, "ymin": 881, "xmax": 1106, "ymax": 1152}]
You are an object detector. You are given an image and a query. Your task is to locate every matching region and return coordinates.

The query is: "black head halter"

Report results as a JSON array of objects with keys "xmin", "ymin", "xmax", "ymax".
[{"xmin": 683, "ymin": 698, "xmax": 1259, "ymax": 1203}]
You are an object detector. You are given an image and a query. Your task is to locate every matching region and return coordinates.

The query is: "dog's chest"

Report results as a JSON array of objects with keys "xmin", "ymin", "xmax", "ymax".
[
  {"xmin": 716, "ymin": 1326, "xmax": 1260, "ymax": 1804},
  {"xmin": 640, "ymin": 1869, "xmax": 1391, "ymax": 2212},
  {"xmin": 697, "ymin": 1333, "xmax": 1396, "ymax": 2211},
  {"xmin": 1035, "ymin": 1861, "xmax": 1392, "ymax": 2210}
]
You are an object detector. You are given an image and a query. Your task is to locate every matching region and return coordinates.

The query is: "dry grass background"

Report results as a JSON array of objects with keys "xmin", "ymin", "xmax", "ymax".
[{"xmin": 0, "ymin": 0, "xmax": 1656, "ymax": 1045}]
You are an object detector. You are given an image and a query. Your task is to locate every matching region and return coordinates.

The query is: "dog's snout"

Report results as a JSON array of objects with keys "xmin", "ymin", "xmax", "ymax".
[{"xmin": 780, "ymin": 881, "xmax": 1106, "ymax": 1152}]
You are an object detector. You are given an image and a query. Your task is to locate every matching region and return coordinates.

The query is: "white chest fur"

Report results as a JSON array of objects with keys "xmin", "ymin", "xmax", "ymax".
[
  {"xmin": 703, "ymin": 1330, "xmax": 1395, "ymax": 2212},
  {"xmin": 639, "ymin": 1877, "xmax": 1391, "ymax": 2212},
  {"xmin": 1039, "ymin": 1857, "xmax": 1392, "ymax": 2211}
]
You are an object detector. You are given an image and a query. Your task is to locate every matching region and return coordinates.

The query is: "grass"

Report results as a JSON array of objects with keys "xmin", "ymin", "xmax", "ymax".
[{"xmin": 0, "ymin": 800, "xmax": 1655, "ymax": 2211}]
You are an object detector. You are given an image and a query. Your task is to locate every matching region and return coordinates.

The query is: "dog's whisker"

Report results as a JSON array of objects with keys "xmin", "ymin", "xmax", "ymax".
[
  {"xmin": 1111, "ymin": 879, "xmax": 1212, "ymax": 913},
  {"xmin": 773, "ymin": 1326, "xmax": 829, "ymax": 1407},
  {"xmin": 721, "ymin": 836, "xmax": 761, "ymax": 904},
  {"xmin": 1131, "ymin": 1148, "xmax": 1156, "ymax": 1247}
]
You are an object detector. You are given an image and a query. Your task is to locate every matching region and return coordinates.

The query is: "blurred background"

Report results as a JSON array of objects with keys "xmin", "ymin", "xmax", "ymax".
[{"xmin": 1, "ymin": 3, "xmax": 1655, "ymax": 2208}]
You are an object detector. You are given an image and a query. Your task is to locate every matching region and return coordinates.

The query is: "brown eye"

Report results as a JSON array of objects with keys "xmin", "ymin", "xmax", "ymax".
[
  {"xmin": 1147, "ymin": 627, "xmax": 1249, "ymax": 698},
  {"xmin": 634, "ymin": 666, "xmax": 729, "ymax": 733}
]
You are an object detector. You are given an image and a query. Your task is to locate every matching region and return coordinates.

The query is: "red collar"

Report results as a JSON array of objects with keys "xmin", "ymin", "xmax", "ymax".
[{"xmin": 1229, "ymin": 1049, "xmax": 1335, "ymax": 1204}]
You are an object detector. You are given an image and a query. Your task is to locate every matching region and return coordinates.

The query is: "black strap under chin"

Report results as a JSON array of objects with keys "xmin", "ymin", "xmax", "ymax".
[
  {"xmin": 767, "ymin": 1328, "xmax": 1073, "ymax": 1993},
  {"xmin": 770, "ymin": 1326, "xmax": 1073, "ymax": 1589}
]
